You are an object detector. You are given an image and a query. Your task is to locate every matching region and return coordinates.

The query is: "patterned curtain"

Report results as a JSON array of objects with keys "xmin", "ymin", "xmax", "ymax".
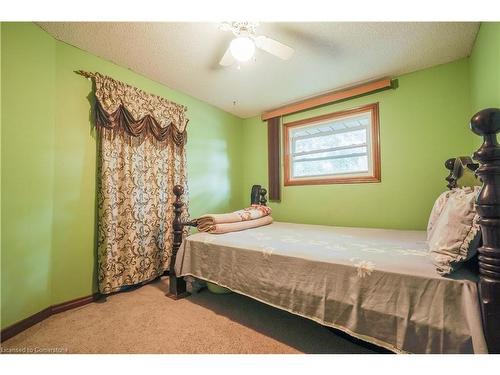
[{"xmin": 79, "ymin": 71, "xmax": 189, "ymax": 294}]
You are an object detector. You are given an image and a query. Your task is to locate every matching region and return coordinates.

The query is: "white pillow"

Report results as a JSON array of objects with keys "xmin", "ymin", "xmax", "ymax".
[
  {"xmin": 428, "ymin": 186, "xmax": 481, "ymax": 275},
  {"xmin": 427, "ymin": 190, "xmax": 453, "ymax": 241}
]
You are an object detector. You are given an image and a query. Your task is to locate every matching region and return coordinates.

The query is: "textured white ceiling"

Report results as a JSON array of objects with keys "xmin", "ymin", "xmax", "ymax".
[{"xmin": 37, "ymin": 22, "xmax": 479, "ymax": 118}]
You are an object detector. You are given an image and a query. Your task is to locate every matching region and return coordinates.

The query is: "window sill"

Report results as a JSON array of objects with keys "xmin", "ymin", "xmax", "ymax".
[{"xmin": 284, "ymin": 175, "xmax": 381, "ymax": 186}]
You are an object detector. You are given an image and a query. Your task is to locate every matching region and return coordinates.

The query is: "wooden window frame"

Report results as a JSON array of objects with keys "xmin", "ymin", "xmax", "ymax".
[{"xmin": 283, "ymin": 103, "xmax": 381, "ymax": 186}]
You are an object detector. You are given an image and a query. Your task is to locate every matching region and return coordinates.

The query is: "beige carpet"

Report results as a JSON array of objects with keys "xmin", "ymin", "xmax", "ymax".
[{"xmin": 1, "ymin": 277, "xmax": 380, "ymax": 354}]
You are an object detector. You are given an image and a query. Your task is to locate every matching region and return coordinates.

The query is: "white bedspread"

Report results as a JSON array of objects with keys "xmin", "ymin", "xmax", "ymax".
[{"xmin": 175, "ymin": 221, "xmax": 487, "ymax": 353}]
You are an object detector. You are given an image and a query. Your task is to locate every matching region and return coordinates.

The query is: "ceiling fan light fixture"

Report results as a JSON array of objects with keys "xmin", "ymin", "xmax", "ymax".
[{"xmin": 229, "ymin": 36, "xmax": 255, "ymax": 62}]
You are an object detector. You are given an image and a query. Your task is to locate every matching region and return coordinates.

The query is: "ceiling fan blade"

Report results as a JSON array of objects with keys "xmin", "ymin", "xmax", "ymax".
[
  {"xmin": 254, "ymin": 35, "xmax": 294, "ymax": 60},
  {"xmin": 219, "ymin": 46, "xmax": 235, "ymax": 67}
]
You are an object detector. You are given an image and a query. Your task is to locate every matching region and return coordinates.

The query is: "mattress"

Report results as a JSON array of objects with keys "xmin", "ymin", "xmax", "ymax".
[{"xmin": 174, "ymin": 221, "xmax": 487, "ymax": 353}]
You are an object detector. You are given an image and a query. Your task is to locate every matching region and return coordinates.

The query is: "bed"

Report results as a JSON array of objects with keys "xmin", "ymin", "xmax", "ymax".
[{"xmin": 167, "ymin": 108, "xmax": 500, "ymax": 354}]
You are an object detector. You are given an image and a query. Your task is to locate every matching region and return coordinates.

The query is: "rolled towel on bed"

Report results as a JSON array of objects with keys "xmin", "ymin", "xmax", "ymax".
[
  {"xmin": 197, "ymin": 205, "xmax": 272, "ymax": 232},
  {"xmin": 201, "ymin": 215, "xmax": 273, "ymax": 234}
]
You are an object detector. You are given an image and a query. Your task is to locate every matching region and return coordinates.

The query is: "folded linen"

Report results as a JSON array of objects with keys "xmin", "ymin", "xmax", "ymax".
[
  {"xmin": 200, "ymin": 215, "xmax": 273, "ymax": 234},
  {"xmin": 197, "ymin": 205, "xmax": 272, "ymax": 232}
]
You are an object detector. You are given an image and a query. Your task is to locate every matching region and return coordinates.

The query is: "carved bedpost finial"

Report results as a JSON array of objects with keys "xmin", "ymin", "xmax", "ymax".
[
  {"xmin": 470, "ymin": 108, "xmax": 500, "ymax": 353},
  {"xmin": 259, "ymin": 188, "xmax": 268, "ymax": 206},
  {"xmin": 445, "ymin": 158, "xmax": 457, "ymax": 190},
  {"xmin": 173, "ymin": 184, "xmax": 184, "ymax": 198}
]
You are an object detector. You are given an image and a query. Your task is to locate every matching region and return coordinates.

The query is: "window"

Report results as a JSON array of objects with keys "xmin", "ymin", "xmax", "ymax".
[{"xmin": 283, "ymin": 103, "xmax": 380, "ymax": 185}]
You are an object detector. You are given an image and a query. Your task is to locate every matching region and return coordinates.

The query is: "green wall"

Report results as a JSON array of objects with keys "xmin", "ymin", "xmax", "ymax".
[
  {"xmin": 241, "ymin": 59, "xmax": 474, "ymax": 230},
  {"xmin": 470, "ymin": 22, "xmax": 500, "ymax": 113},
  {"xmin": 1, "ymin": 22, "xmax": 243, "ymax": 329},
  {"xmin": 1, "ymin": 23, "xmax": 56, "ymax": 329}
]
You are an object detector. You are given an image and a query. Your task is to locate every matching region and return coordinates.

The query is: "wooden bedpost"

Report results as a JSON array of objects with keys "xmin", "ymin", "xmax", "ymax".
[
  {"xmin": 259, "ymin": 188, "xmax": 268, "ymax": 206},
  {"xmin": 445, "ymin": 157, "xmax": 480, "ymax": 190},
  {"xmin": 165, "ymin": 185, "xmax": 190, "ymax": 300},
  {"xmin": 445, "ymin": 158, "xmax": 457, "ymax": 190},
  {"xmin": 470, "ymin": 108, "xmax": 500, "ymax": 354},
  {"xmin": 251, "ymin": 185, "xmax": 262, "ymax": 205}
]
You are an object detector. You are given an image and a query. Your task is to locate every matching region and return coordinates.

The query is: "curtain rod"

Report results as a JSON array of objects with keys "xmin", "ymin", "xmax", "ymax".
[{"xmin": 261, "ymin": 78, "xmax": 395, "ymax": 121}]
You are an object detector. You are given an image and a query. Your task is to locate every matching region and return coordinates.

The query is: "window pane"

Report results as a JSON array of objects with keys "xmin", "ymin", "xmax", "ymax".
[
  {"xmin": 294, "ymin": 129, "xmax": 366, "ymax": 153},
  {"xmin": 285, "ymin": 105, "xmax": 379, "ymax": 184},
  {"xmin": 292, "ymin": 155, "xmax": 368, "ymax": 178},
  {"xmin": 294, "ymin": 146, "xmax": 367, "ymax": 161}
]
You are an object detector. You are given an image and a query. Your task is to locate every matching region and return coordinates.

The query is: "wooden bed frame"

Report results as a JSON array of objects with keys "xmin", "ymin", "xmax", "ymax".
[
  {"xmin": 167, "ymin": 108, "xmax": 500, "ymax": 353},
  {"xmin": 444, "ymin": 156, "xmax": 479, "ymax": 190}
]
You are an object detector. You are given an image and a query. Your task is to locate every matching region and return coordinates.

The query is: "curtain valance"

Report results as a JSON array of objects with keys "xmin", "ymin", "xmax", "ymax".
[{"xmin": 78, "ymin": 70, "xmax": 188, "ymax": 146}]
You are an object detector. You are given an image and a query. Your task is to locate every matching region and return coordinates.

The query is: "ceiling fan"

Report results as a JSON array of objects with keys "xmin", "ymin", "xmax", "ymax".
[{"xmin": 218, "ymin": 22, "xmax": 294, "ymax": 67}]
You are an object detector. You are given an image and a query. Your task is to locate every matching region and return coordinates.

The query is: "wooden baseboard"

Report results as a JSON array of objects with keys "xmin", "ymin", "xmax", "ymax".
[
  {"xmin": 0, "ymin": 307, "xmax": 52, "ymax": 344},
  {"xmin": 1, "ymin": 293, "xmax": 100, "ymax": 343},
  {"xmin": 51, "ymin": 294, "xmax": 100, "ymax": 315}
]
